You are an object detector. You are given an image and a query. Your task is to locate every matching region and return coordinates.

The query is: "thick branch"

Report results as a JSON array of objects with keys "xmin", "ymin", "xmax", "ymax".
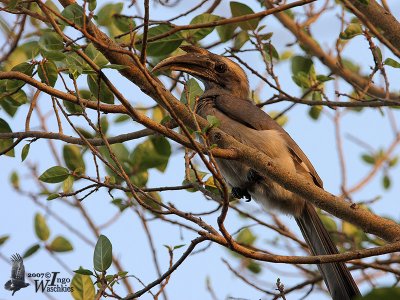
[{"xmin": 347, "ymin": 0, "xmax": 400, "ymax": 54}]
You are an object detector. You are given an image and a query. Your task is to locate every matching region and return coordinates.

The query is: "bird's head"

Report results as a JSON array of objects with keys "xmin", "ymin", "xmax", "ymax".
[{"xmin": 153, "ymin": 45, "xmax": 250, "ymax": 99}]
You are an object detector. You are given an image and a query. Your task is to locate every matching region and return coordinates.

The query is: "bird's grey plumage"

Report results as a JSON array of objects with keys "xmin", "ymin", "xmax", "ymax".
[
  {"xmin": 4, "ymin": 253, "xmax": 30, "ymax": 296},
  {"xmin": 154, "ymin": 45, "xmax": 360, "ymax": 299}
]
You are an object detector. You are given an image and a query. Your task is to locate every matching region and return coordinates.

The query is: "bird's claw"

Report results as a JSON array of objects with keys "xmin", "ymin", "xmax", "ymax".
[{"xmin": 231, "ymin": 187, "xmax": 251, "ymax": 202}]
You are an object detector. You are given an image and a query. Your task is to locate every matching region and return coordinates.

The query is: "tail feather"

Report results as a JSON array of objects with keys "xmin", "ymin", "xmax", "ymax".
[{"xmin": 295, "ymin": 203, "xmax": 360, "ymax": 300}]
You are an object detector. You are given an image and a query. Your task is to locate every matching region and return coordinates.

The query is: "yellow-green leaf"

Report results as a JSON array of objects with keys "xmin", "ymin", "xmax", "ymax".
[
  {"xmin": 34, "ymin": 213, "xmax": 50, "ymax": 241},
  {"xmin": 49, "ymin": 236, "xmax": 73, "ymax": 252},
  {"xmin": 71, "ymin": 273, "xmax": 95, "ymax": 300}
]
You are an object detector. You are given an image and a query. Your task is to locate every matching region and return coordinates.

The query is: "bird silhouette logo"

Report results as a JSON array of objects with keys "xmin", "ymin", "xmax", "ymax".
[{"xmin": 4, "ymin": 253, "xmax": 30, "ymax": 296}]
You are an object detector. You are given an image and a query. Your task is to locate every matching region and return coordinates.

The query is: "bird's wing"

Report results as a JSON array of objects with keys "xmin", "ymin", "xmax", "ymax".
[
  {"xmin": 10, "ymin": 254, "xmax": 25, "ymax": 280},
  {"xmin": 213, "ymin": 94, "xmax": 323, "ymax": 187}
]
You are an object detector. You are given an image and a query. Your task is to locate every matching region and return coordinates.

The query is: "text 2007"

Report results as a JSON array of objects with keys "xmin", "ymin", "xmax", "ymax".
[{"xmin": 27, "ymin": 273, "xmax": 45, "ymax": 278}]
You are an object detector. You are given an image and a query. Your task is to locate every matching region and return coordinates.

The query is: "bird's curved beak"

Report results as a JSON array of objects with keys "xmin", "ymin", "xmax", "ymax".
[{"xmin": 152, "ymin": 47, "xmax": 217, "ymax": 83}]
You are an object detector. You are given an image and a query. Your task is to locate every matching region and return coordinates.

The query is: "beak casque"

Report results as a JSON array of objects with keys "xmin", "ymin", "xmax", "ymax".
[{"xmin": 152, "ymin": 46, "xmax": 217, "ymax": 83}]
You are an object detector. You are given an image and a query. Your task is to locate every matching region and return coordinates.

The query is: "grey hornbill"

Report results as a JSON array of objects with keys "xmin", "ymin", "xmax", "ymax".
[{"xmin": 154, "ymin": 45, "xmax": 360, "ymax": 300}]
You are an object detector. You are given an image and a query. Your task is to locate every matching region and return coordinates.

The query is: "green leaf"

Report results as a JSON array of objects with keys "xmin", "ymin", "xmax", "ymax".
[
  {"xmin": 389, "ymin": 156, "xmax": 398, "ymax": 167},
  {"xmin": 49, "ymin": 236, "xmax": 73, "ymax": 252},
  {"xmin": 47, "ymin": 193, "xmax": 60, "ymax": 201},
  {"xmin": 173, "ymin": 244, "xmax": 185, "ymax": 250},
  {"xmin": 10, "ymin": 171, "xmax": 19, "ymax": 189},
  {"xmin": 246, "ymin": 260, "xmax": 261, "ymax": 274},
  {"xmin": 308, "ymin": 105, "xmax": 322, "ymax": 120},
  {"xmin": 320, "ymin": 214, "xmax": 337, "ymax": 232},
  {"xmin": 23, "ymin": 244, "xmax": 41, "ymax": 258},
  {"xmin": 140, "ymin": 191, "xmax": 162, "ymax": 211},
  {"xmin": 356, "ymin": 287, "xmax": 400, "ymax": 300},
  {"xmin": 340, "ymin": 23, "xmax": 363, "ymax": 40},
  {"xmin": 236, "ymin": 228, "xmax": 256, "ymax": 246},
  {"xmin": 216, "ymin": 21, "xmax": 237, "ymax": 42},
  {"xmin": 62, "ymin": 175, "xmax": 74, "ymax": 193},
  {"xmin": 342, "ymin": 221, "xmax": 359, "ymax": 237},
  {"xmin": 0, "ymin": 235, "xmax": 10, "ymax": 246},
  {"xmin": 71, "ymin": 273, "xmax": 95, "ymax": 300},
  {"xmin": 63, "ymin": 99, "xmax": 83, "ymax": 114},
  {"xmin": 100, "ymin": 115, "xmax": 109, "ymax": 134},
  {"xmin": 184, "ymin": 14, "xmax": 220, "ymax": 42},
  {"xmin": 39, "ymin": 166, "xmax": 70, "ymax": 183},
  {"xmin": 180, "ymin": 78, "xmax": 203, "ymax": 110},
  {"xmin": 6, "ymin": 62, "xmax": 35, "ymax": 93},
  {"xmin": 84, "ymin": 43, "xmax": 108, "ymax": 68},
  {"xmin": 384, "ymin": 58, "xmax": 400, "ymax": 68},
  {"xmin": 361, "ymin": 154, "xmax": 375, "ymax": 164},
  {"xmin": 145, "ymin": 25, "xmax": 184, "ymax": 57},
  {"xmin": 183, "ymin": 169, "xmax": 208, "ymax": 191},
  {"xmin": 93, "ymin": 235, "xmax": 113, "ymax": 272},
  {"xmin": 8, "ymin": 0, "xmax": 20, "ymax": 9},
  {"xmin": 382, "ymin": 175, "xmax": 391, "ymax": 190},
  {"xmin": 61, "ymin": 4, "xmax": 84, "ymax": 27},
  {"xmin": 97, "ymin": 3, "xmax": 123, "ymax": 26},
  {"xmin": 101, "ymin": 64, "xmax": 128, "ymax": 70},
  {"xmin": 113, "ymin": 15, "xmax": 135, "ymax": 32},
  {"xmin": 317, "ymin": 74, "xmax": 334, "ymax": 82},
  {"xmin": 230, "ymin": 2, "xmax": 259, "ymax": 30},
  {"xmin": 21, "ymin": 144, "xmax": 30, "ymax": 161},
  {"xmin": 3, "ymin": 89, "xmax": 28, "ymax": 106},
  {"xmin": 0, "ymin": 99, "xmax": 18, "ymax": 117},
  {"xmin": 130, "ymin": 136, "xmax": 172, "ymax": 172},
  {"xmin": 111, "ymin": 198, "xmax": 130, "ymax": 212},
  {"xmin": 291, "ymin": 56, "xmax": 314, "ymax": 76},
  {"xmin": 88, "ymin": 0, "xmax": 96, "ymax": 11},
  {"xmin": 64, "ymin": 52, "xmax": 87, "ymax": 78},
  {"xmin": 38, "ymin": 60, "xmax": 58, "ymax": 87},
  {"xmin": 292, "ymin": 72, "xmax": 311, "ymax": 88},
  {"xmin": 41, "ymin": 50, "xmax": 66, "ymax": 61},
  {"xmin": 114, "ymin": 115, "xmax": 130, "ymax": 123},
  {"xmin": 233, "ymin": 31, "xmax": 249, "ymax": 50},
  {"xmin": 39, "ymin": 32, "xmax": 64, "ymax": 51},
  {"xmin": 100, "ymin": 143, "xmax": 129, "ymax": 182},
  {"xmin": 74, "ymin": 267, "xmax": 94, "ymax": 276},
  {"xmin": 63, "ymin": 145, "xmax": 86, "ymax": 173},
  {"xmin": 263, "ymin": 43, "xmax": 279, "ymax": 61},
  {"xmin": 0, "ymin": 118, "xmax": 14, "ymax": 157},
  {"xmin": 117, "ymin": 271, "xmax": 128, "ymax": 277},
  {"xmin": 87, "ymin": 74, "xmax": 114, "ymax": 104},
  {"xmin": 129, "ymin": 171, "xmax": 148, "ymax": 187},
  {"xmin": 34, "ymin": 213, "xmax": 50, "ymax": 241}
]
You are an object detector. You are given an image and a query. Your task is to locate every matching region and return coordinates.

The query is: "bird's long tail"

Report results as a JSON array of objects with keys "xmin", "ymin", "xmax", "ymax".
[{"xmin": 295, "ymin": 203, "xmax": 360, "ymax": 300}]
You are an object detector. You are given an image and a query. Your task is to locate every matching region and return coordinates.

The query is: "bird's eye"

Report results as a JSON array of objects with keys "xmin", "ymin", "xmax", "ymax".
[{"xmin": 215, "ymin": 63, "xmax": 227, "ymax": 73}]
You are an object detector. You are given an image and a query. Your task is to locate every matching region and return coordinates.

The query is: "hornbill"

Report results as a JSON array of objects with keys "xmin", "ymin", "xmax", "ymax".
[
  {"xmin": 153, "ymin": 45, "xmax": 360, "ymax": 300},
  {"xmin": 4, "ymin": 253, "xmax": 30, "ymax": 296}
]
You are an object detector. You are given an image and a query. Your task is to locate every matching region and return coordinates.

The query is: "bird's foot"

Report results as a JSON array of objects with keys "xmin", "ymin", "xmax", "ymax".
[
  {"xmin": 231, "ymin": 187, "xmax": 252, "ymax": 202},
  {"xmin": 247, "ymin": 169, "xmax": 263, "ymax": 183}
]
